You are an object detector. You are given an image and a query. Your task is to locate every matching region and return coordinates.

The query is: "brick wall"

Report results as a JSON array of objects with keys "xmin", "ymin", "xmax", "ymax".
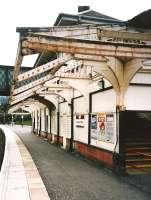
[
  {"xmin": 40, "ymin": 131, "xmax": 47, "ymax": 138},
  {"xmin": 74, "ymin": 141, "xmax": 113, "ymax": 169},
  {"xmin": 47, "ymin": 133, "xmax": 52, "ymax": 141},
  {"xmin": 54, "ymin": 135, "xmax": 63, "ymax": 146}
]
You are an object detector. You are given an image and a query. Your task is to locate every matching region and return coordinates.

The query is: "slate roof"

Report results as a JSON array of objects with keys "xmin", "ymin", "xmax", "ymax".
[
  {"xmin": 35, "ymin": 9, "xmax": 151, "ymax": 67},
  {"xmin": 54, "ymin": 9, "xmax": 122, "ymax": 26},
  {"xmin": 35, "ymin": 10, "xmax": 123, "ymax": 67},
  {"xmin": 127, "ymin": 9, "xmax": 151, "ymax": 29},
  {"xmin": 79, "ymin": 10, "xmax": 120, "ymax": 21}
]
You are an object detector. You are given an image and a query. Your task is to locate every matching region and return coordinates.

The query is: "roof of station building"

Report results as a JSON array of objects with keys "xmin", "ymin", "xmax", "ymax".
[
  {"xmin": 54, "ymin": 9, "xmax": 122, "ymax": 26},
  {"xmin": 127, "ymin": 9, "xmax": 151, "ymax": 30},
  {"xmin": 34, "ymin": 9, "xmax": 123, "ymax": 67},
  {"xmin": 78, "ymin": 10, "xmax": 120, "ymax": 21},
  {"xmin": 31, "ymin": 8, "xmax": 151, "ymax": 67}
]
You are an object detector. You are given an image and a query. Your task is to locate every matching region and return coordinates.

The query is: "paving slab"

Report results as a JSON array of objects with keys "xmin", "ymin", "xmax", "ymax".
[{"xmin": 0, "ymin": 125, "xmax": 50, "ymax": 200}]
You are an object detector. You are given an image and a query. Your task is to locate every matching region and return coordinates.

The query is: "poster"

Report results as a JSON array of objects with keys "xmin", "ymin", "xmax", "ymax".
[
  {"xmin": 91, "ymin": 114, "xmax": 97, "ymax": 129},
  {"xmin": 91, "ymin": 112, "xmax": 115, "ymax": 143},
  {"xmin": 98, "ymin": 113, "xmax": 106, "ymax": 141},
  {"xmin": 91, "ymin": 114, "xmax": 99, "ymax": 140},
  {"xmin": 76, "ymin": 113, "xmax": 85, "ymax": 128},
  {"xmin": 105, "ymin": 114, "xmax": 114, "ymax": 143}
]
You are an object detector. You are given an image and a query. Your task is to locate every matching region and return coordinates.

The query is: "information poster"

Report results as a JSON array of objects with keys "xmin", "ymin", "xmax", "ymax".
[
  {"xmin": 91, "ymin": 114, "xmax": 99, "ymax": 140},
  {"xmin": 105, "ymin": 114, "xmax": 114, "ymax": 143},
  {"xmin": 91, "ymin": 112, "xmax": 115, "ymax": 143},
  {"xmin": 76, "ymin": 113, "xmax": 85, "ymax": 128},
  {"xmin": 98, "ymin": 113, "xmax": 106, "ymax": 141}
]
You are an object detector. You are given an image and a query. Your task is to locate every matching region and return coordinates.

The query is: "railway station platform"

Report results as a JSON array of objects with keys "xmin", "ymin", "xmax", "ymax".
[
  {"xmin": 0, "ymin": 125, "xmax": 50, "ymax": 200},
  {"xmin": 1, "ymin": 125, "xmax": 151, "ymax": 200}
]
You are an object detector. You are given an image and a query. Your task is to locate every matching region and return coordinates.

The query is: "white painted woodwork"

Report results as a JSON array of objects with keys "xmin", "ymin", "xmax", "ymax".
[
  {"xmin": 37, "ymin": 26, "xmax": 98, "ymax": 40},
  {"xmin": 51, "ymin": 110, "xmax": 57, "ymax": 135},
  {"xmin": 99, "ymin": 29, "xmax": 151, "ymax": 42},
  {"xmin": 59, "ymin": 102, "xmax": 71, "ymax": 148},
  {"xmin": 92, "ymin": 89, "xmax": 116, "ymax": 112},
  {"xmin": 9, "ymin": 42, "xmax": 23, "ymax": 104},
  {"xmin": 22, "ymin": 35, "xmax": 151, "ymax": 59},
  {"xmin": 11, "ymin": 85, "xmax": 43, "ymax": 105},
  {"xmin": 58, "ymin": 89, "xmax": 73, "ymax": 103},
  {"xmin": 131, "ymin": 73, "xmax": 151, "ymax": 84},
  {"xmin": 125, "ymin": 86, "xmax": 151, "ymax": 110},
  {"xmin": 35, "ymin": 110, "xmax": 38, "ymax": 130},
  {"xmin": 14, "ymin": 74, "xmax": 54, "ymax": 95},
  {"xmin": 67, "ymin": 79, "xmax": 92, "ymax": 96},
  {"xmin": 41, "ymin": 109, "xmax": 45, "ymax": 131},
  {"xmin": 44, "ymin": 95, "xmax": 58, "ymax": 109},
  {"xmin": 91, "ymin": 138, "xmax": 117, "ymax": 152},
  {"xmin": 46, "ymin": 108, "xmax": 50, "ymax": 133},
  {"xmin": 91, "ymin": 89, "xmax": 117, "ymax": 152},
  {"xmin": 74, "ymin": 96, "xmax": 89, "ymax": 144},
  {"xmin": 17, "ymin": 54, "xmax": 73, "ymax": 82},
  {"xmin": 9, "ymin": 24, "xmax": 151, "ymax": 154}
]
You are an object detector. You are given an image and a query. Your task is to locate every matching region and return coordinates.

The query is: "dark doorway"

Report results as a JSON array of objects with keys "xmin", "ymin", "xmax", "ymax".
[{"xmin": 120, "ymin": 111, "xmax": 151, "ymax": 174}]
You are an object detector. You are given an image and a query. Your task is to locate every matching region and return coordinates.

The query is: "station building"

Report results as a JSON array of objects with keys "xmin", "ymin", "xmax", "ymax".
[{"xmin": 9, "ymin": 7, "xmax": 151, "ymax": 174}]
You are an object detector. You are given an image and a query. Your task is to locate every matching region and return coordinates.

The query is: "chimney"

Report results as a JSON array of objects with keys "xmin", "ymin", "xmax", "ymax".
[{"xmin": 78, "ymin": 6, "xmax": 90, "ymax": 13}]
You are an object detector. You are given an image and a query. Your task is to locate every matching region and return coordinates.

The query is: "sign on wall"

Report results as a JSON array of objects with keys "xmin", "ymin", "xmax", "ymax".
[
  {"xmin": 91, "ymin": 112, "xmax": 115, "ymax": 143},
  {"xmin": 75, "ymin": 113, "xmax": 85, "ymax": 128},
  {"xmin": 91, "ymin": 114, "xmax": 99, "ymax": 139},
  {"xmin": 105, "ymin": 114, "xmax": 114, "ymax": 143}
]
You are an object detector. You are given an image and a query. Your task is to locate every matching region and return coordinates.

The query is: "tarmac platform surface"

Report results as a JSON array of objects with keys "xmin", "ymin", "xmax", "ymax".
[{"xmin": 9, "ymin": 125, "xmax": 151, "ymax": 200}]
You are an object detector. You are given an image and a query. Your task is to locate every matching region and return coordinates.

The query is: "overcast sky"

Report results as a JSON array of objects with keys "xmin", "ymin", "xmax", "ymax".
[{"xmin": 0, "ymin": 0, "xmax": 150, "ymax": 67}]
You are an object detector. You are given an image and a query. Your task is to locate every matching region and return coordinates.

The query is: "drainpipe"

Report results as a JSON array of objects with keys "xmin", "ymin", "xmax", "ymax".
[
  {"xmin": 21, "ymin": 108, "xmax": 23, "ymax": 128},
  {"xmin": 118, "ymin": 109, "xmax": 126, "ymax": 174},
  {"xmin": 33, "ymin": 111, "xmax": 35, "ymax": 132},
  {"xmin": 37, "ymin": 110, "xmax": 39, "ymax": 134},
  {"xmin": 113, "ymin": 107, "xmax": 125, "ymax": 175},
  {"xmin": 70, "ymin": 98, "xmax": 74, "ymax": 152},
  {"xmin": 44, "ymin": 107, "xmax": 47, "ymax": 138},
  {"xmin": 39, "ymin": 109, "xmax": 41, "ymax": 136},
  {"xmin": 88, "ymin": 93, "xmax": 92, "ymax": 145},
  {"xmin": 57, "ymin": 99, "xmax": 60, "ymax": 146},
  {"xmin": 49, "ymin": 109, "xmax": 51, "ymax": 136}
]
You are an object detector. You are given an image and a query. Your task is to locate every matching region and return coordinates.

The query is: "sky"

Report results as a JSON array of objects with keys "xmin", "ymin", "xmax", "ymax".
[{"xmin": 0, "ymin": 0, "xmax": 150, "ymax": 67}]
